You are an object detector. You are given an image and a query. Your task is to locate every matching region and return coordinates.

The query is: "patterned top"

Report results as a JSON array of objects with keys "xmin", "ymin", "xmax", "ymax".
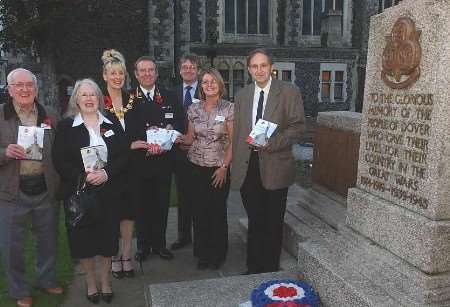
[{"xmin": 187, "ymin": 99, "xmax": 234, "ymax": 167}]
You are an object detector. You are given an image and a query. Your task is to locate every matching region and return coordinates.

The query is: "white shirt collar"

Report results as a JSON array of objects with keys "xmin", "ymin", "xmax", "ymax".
[
  {"xmin": 140, "ymin": 85, "xmax": 155, "ymax": 98},
  {"xmin": 183, "ymin": 80, "xmax": 198, "ymax": 91},
  {"xmin": 255, "ymin": 77, "xmax": 272, "ymax": 93},
  {"xmin": 72, "ymin": 111, "xmax": 113, "ymax": 127}
]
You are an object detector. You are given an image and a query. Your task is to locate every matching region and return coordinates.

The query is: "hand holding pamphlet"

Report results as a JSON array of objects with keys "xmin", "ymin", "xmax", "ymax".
[
  {"xmin": 146, "ymin": 128, "xmax": 181, "ymax": 151},
  {"xmin": 80, "ymin": 145, "xmax": 107, "ymax": 172},
  {"xmin": 246, "ymin": 119, "xmax": 277, "ymax": 147},
  {"xmin": 17, "ymin": 126, "xmax": 45, "ymax": 160}
]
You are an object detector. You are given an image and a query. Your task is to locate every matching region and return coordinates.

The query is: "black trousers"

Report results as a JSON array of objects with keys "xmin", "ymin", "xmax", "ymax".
[
  {"xmin": 133, "ymin": 173, "xmax": 171, "ymax": 252},
  {"xmin": 241, "ymin": 151, "xmax": 288, "ymax": 273},
  {"xmin": 191, "ymin": 163, "xmax": 229, "ymax": 264},
  {"xmin": 174, "ymin": 151, "xmax": 194, "ymax": 242}
]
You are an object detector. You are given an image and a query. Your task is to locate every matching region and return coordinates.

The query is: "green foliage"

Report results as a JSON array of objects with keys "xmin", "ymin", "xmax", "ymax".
[
  {"xmin": 0, "ymin": 0, "xmax": 66, "ymax": 52},
  {"xmin": 0, "ymin": 209, "xmax": 74, "ymax": 307}
]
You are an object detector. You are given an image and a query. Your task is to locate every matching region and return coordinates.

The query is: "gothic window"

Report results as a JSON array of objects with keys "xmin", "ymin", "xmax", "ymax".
[
  {"xmin": 218, "ymin": 62, "xmax": 231, "ymax": 100},
  {"xmin": 323, "ymin": 0, "xmax": 343, "ymax": 11},
  {"xmin": 232, "ymin": 62, "xmax": 245, "ymax": 98},
  {"xmin": 224, "ymin": 0, "xmax": 269, "ymax": 35},
  {"xmin": 379, "ymin": 0, "xmax": 402, "ymax": 12},
  {"xmin": 272, "ymin": 62, "xmax": 296, "ymax": 83},
  {"xmin": 319, "ymin": 63, "xmax": 347, "ymax": 103},
  {"xmin": 302, "ymin": 0, "xmax": 322, "ymax": 35}
]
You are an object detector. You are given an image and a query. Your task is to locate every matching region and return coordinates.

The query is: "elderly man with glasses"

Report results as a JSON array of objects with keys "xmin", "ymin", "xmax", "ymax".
[{"xmin": 0, "ymin": 68, "xmax": 62, "ymax": 307}]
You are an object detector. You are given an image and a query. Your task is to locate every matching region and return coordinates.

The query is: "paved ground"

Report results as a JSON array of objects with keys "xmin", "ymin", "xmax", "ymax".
[
  {"xmin": 62, "ymin": 191, "xmax": 252, "ymax": 307},
  {"xmin": 62, "ymin": 187, "xmax": 300, "ymax": 307}
]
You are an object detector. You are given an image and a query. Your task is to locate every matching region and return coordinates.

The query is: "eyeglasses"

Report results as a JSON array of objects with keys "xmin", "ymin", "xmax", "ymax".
[
  {"xmin": 249, "ymin": 63, "xmax": 271, "ymax": 70},
  {"xmin": 202, "ymin": 80, "xmax": 218, "ymax": 86},
  {"xmin": 181, "ymin": 65, "xmax": 197, "ymax": 71},
  {"xmin": 10, "ymin": 82, "xmax": 35, "ymax": 89}
]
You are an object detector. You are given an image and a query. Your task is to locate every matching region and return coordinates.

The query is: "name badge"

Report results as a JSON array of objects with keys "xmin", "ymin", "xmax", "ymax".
[
  {"xmin": 215, "ymin": 115, "xmax": 225, "ymax": 122},
  {"xmin": 104, "ymin": 130, "xmax": 115, "ymax": 138},
  {"xmin": 165, "ymin": 113, "xmax": 174, "ymax": 119},
  {"xmin": 40, "ymin": 123, "xmax": 51, "ymax": 130}
]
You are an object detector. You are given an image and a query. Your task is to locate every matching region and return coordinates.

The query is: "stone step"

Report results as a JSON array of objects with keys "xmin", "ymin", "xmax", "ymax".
[
  {"xmin": 295, "ymin": 185, "xmax": 347, "ymax": 229},
  {"xmin": 147, "ymin": 270, "xmax": 300, "ymax": 307},
  {"xmin": 299, "ymin": 226, "xmax": 450, "ymax": 306},
  {"xmin": 337, "ymin": 226, "xmax": 450, "ymax": 304},
  {"xmin": 299, "ymin": 239, "xmax": 402, "ymax": 307}
]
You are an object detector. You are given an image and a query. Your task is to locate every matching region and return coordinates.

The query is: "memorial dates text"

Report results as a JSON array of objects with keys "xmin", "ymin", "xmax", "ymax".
[{"xmin": 360, "ymin": 92, "xmax": 432, "ymax": 209}]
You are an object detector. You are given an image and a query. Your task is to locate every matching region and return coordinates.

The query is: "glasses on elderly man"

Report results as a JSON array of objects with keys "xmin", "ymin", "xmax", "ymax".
[{"xmin": 10, "ymin": 82, "xmax": 36, "ymax": 89}]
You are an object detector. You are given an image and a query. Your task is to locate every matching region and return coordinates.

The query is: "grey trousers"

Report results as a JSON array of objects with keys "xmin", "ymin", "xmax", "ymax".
[{"xmin": 0, "ymin": 191, "xmax": 58, "ymax": 299}]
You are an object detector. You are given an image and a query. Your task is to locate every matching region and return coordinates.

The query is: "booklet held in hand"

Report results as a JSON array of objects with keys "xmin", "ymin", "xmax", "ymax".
[{"xmin": 246, "ymin": 119, "xmax": 277, "ymax": 147}]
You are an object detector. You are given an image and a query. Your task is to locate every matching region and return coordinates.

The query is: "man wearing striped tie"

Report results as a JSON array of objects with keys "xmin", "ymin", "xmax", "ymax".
[{"xmin": 170, "ymin": 54, "xmax": 200, "ymax": 254}]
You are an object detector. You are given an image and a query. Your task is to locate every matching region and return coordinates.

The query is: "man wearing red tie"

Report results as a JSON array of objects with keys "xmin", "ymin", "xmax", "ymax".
[{"xmin": 232, "ymin": 49, "xmax": 305, "ymax": 274}]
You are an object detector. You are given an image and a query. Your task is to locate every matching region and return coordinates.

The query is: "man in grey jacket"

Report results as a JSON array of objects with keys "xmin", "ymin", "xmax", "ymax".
[
  {"xmin": 0, "ymin": 68, "xmax": 62, "ymax": 307},
  {"xmin": 232, "ymin": 49, "xmax": 305, "ymax": 274}
]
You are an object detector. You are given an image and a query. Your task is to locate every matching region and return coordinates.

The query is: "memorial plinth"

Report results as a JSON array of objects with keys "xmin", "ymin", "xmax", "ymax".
[{"xmin": 298, "ymin": 1, "xmax": 450, "ymax": 305}]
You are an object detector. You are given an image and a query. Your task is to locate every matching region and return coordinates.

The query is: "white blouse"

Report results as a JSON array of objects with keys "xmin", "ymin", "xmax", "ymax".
[{"xmin": 72, "ymin": 111, "xmax": 112, "ymax": 163}]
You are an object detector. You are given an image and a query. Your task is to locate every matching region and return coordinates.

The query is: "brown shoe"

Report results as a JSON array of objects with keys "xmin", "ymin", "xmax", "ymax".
[
  {"xmin": 43, "ymin": 286, "xmax": 64, "ymax": 295},
  {"xmin": 16, "ymin": 297, "xmax": 33, "ymax": 307}
]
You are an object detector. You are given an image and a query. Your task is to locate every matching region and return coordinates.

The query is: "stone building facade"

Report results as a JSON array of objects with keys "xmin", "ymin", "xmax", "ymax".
[
  {"xmin": 147, "ymin": 0, "xmax": 401, "ymax": 115},
  {"xmin": 1, "ymin": 0, "xmax": 403, "ymax": 114}
]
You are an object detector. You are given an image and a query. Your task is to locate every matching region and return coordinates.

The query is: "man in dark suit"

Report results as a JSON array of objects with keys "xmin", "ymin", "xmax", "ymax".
[
  {"xmin": 170, "ymin": 54, "xmax": 200, "ymax": 251},
  {"xmin": 127, "ymin": 56, "xmax": 183, "ymax": 262},
  {"xmin": 231, "ymin": 49, "xmax": 305, "ymax": 274}
]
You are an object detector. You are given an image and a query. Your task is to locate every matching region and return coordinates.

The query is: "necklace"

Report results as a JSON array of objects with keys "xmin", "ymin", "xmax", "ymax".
[{"xmin": 105, "ymin": 90, "xmax": 138, "ymax": 120}]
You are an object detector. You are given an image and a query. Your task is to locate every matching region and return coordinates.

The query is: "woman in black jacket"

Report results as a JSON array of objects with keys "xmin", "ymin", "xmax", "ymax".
[
  {"xmin": 52, "ymin": 78, "xmax": 127, "ymax": 304},
  {"xmin": 101, "ymin": 49, "xmax": 138, "ymax": 278}
]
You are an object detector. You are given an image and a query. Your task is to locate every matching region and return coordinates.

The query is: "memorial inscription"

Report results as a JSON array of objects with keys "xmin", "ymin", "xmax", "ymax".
[
  {"xmin": 358, "ymin": 16, "xmax": 431, "ymax": 210},
  {"xmin": 360, "ymin": 91, "xmax": 432, "ymax": 209}
]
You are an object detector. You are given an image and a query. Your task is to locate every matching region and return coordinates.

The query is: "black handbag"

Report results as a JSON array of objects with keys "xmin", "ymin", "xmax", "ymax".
[{"xmin": 65, "ymin": 174, "xmax": 104, "ymax": 228}]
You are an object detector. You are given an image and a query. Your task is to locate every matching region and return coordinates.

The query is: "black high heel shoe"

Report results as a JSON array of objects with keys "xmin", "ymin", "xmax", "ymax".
[
  {"xmin": 122, "ymin": 258, "xmax": 135, "ymax": 278},
  {"xmin": 86, "ymin": 292, "xmax": 100, "ymax": 304},
  {"xmin": 101, "ymin": 291, "xmax": 114, "ymax": 304},
  {"xmin": 111, "ymin": 257, "xmax": 124, "ymax": 279}
]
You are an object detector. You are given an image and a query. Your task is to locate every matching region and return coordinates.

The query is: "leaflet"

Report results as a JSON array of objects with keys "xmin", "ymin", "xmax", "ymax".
[
  {"xmin": 17, "ymin": 126, "xmax": 45, "ymax": 161},
  {"xmin": 247, "ymin": 119, "xmax": 277, "ymax": 146},
  {"xmin": 80, "ymin": 145, "xmax": 107, "ymax": 172},
  {"xmin": 146, "ymin": 128, "xmax": 181, "ymax": 151}
]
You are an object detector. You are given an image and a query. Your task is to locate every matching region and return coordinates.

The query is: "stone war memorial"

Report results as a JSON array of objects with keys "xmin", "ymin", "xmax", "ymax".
[{"xmin": 298, "ymin": 0, "xmax": 450, "ymax": 306}]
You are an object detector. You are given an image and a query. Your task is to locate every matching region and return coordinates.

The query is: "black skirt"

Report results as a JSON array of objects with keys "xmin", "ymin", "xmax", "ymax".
[{"xmin": 65, "ymin": 182, "xmax": 120, "ymax": 259}]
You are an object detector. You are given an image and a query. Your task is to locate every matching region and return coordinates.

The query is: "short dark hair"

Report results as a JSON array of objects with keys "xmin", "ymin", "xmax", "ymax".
[
  {"xmin": 246, "ymin": 48, "xmax": 273, "ymax": 67},
  {"xmin": 179, "ymin": 53, "xmax": 200, "ymax": 68},
  {"xmin": 134, "ymin": 56, "xmax": 157, "ymax": 71}
]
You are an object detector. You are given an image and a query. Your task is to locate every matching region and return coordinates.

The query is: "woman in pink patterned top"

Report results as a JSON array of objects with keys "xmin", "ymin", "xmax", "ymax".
[{"xmin": 177, "ymin": 68, "xmax": 233, "ymax": 270}]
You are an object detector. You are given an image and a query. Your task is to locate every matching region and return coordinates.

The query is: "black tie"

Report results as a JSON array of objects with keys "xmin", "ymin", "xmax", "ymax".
[
  {"xmin": 256, "ymin": 90, "xmax": 264, "ymax": 123},
  {"xmin": 146, "ymin": 91, "xmax": 152, "ymax": 102},
  {"xmin": 184, "ymin": 86, "xmax": 192, "ymax": 110}
]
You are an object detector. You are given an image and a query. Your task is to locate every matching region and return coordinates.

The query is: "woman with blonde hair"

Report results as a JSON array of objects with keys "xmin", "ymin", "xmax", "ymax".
[
  {"xmin": 53, "ymin": 78, "xmax": 127, "ymax": 303},
  {"xmin": 101, "ymin": 49, "xmax": 138, "ymax": 279},
  {"xmin": 177, "ymin": 68, "xmax": 233, "ymax": 270}
]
